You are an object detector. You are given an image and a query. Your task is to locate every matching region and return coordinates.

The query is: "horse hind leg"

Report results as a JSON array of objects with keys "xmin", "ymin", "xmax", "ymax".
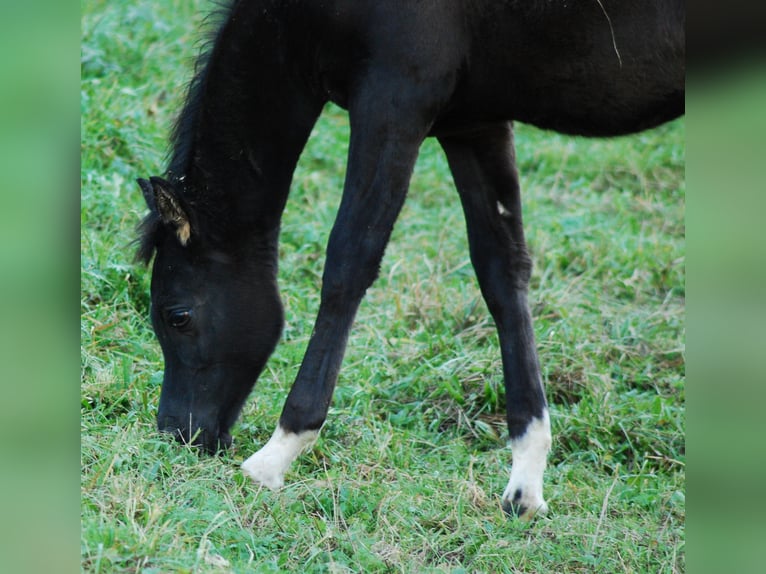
[{"xmin": 439, "ymin": 122, "xmax": 551, "ymax": 520}]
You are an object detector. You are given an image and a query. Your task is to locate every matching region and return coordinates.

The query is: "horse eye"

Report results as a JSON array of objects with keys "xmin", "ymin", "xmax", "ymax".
[{"xmin": 167, "ymin": 309, "xmax": 192, "ymax": 329}]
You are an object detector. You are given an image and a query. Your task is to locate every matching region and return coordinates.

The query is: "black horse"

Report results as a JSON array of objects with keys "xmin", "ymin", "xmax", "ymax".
[{"xmin": 137, "ymin": 0, "xmax": 684, "ymax": 519}]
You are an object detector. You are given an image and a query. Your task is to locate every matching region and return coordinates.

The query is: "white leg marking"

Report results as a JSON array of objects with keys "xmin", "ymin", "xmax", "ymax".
[
  {"xmin": 241, "ymin": 425, "xmax": 319, "ymax": 490},
  {"xmin": 502, "ymin": 410, "xmax": 551, "ymax": 520}
]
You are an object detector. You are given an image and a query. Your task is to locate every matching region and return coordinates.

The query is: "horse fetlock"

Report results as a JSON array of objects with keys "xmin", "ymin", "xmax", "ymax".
[
  {"xmin": 241, "ymin": 426, "xmax": 319, "ymax": 489},
  {"xmin": 502, "ymin": 411, "xmax": 551, "ymax": 520}
]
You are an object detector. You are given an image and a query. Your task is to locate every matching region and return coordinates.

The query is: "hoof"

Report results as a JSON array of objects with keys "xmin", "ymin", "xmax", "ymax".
[
  {"xmin": 241, "ymin": 452, "xmax": 285, "ymax": 490},
  {"xmin": 502, "ymin": 412, "xmax": 551, "ymax": 521},
  {"xmin": 501, "ymin": 486, "xmax": 548, "ymax": 521},
  {"xmin": 240, "ymin": 426, "xmax": 319, "ymax": 490}
]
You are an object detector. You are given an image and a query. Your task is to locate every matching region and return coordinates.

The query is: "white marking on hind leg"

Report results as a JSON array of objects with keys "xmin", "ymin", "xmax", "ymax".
[
  {"xmin": 502, "ymin": 410, "xmax": 551, "ymax": 520},
  {"xmin": 241, "ymin": 425, "xmax": 319, "ymax": 489}
]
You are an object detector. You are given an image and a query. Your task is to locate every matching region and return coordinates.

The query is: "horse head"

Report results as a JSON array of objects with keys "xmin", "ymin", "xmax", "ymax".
[{"xmin": 136, "ymin": 176, "xmax": 283, "ymax": 453}]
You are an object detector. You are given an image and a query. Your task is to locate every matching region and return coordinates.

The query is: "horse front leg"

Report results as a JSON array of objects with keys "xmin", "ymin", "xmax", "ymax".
[
  {"xmin": 439, "ymin": 122, "xmax": 551, "ymax": 520},
  {"xmin": 242, "ymin": 86, "xmax": 432, "ymax": 489}
]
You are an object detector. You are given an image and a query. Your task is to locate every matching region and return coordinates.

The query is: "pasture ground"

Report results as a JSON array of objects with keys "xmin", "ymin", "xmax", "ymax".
[{"xmin": 82, "ymin": 1, "xmax": 685, "ymax": 571}]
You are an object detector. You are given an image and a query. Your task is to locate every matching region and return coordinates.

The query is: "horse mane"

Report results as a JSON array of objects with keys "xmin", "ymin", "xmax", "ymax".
[
  {"xmin": 136, "ymin": 0, "xmax": 240, "ymax": 264},
  {"xmin": 168, "ymin": 0, "xmax": 240, "ymax": 179}
]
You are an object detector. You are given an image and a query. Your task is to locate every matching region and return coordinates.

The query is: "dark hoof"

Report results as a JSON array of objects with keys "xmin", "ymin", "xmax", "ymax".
[
  {"xmin": 502, "ymin": 488, "xmax": 529, "ymax": 518},
  {"xmin": 502, "ymin": 500, "xmax": 529, "ymax": 518},
  {"xmin": 501, "ymin": 487, "xmax": 547, "ymax": 521}
]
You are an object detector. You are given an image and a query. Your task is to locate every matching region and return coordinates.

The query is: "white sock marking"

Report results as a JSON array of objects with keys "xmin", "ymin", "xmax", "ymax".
[
  {"xmin": 241, "ymin": 425, "xmax": 319, "ymax": 489},
  {"xmin": 502, "ymin": 410, "xmax": 551, "ymax": 519}
]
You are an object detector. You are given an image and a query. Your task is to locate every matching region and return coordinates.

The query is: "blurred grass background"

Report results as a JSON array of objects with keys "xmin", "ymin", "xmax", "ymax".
[{"xmin": 0, "ymin": 2, "xmax": 80, "ymax": 573}]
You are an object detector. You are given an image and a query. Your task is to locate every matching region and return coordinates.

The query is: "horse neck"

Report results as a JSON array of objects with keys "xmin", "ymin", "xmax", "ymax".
[{"xmin": 169, "ymin": 1, "xmax": 324, "ymax": 239}]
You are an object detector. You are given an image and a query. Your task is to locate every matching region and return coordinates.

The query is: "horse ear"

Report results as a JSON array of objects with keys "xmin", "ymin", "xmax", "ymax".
[
  {"xmin": 137, "ymin": 176, "xmax": 192, "ymax": 246},
  {"xmin": 137, "ymin": 178, "xmax": 157, "ymax": 212}
]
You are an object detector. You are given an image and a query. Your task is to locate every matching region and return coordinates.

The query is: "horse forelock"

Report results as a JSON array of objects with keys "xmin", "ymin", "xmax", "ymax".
[{"xmin": 135, "ymin": 189, "xmax": 234, "ymax": 264}]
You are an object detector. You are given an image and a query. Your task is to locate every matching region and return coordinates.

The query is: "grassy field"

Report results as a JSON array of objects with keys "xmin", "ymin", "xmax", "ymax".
[{"xmin": 81, "ymin": 1, "xmax": 685, "ymax": 572}]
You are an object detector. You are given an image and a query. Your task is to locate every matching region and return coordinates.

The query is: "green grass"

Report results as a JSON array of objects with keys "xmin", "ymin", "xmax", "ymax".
[{"xmin": 82, "ymin": 1, "xmax": 685, "ymax": 572}]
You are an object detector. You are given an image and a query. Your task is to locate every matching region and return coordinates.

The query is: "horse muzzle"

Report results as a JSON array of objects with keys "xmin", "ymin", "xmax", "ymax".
[{"xmin": 157, "ymin": 413, "xmax": 232, "ymax": 454}]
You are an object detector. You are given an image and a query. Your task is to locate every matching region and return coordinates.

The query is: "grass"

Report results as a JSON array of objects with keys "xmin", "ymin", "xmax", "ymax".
[{"xmin": 81, "ymin": 1, "xmax": 685, "ymax": 572}]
